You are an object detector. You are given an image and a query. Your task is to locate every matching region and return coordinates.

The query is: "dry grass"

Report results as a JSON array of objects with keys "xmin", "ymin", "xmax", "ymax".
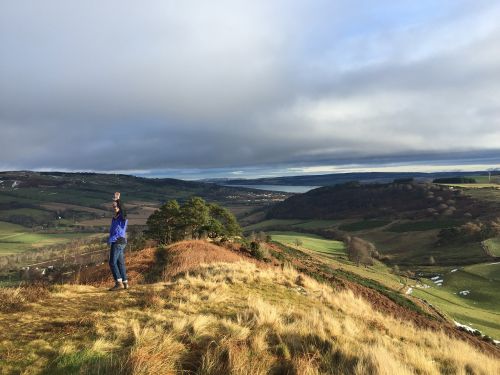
[
  {"xmin": 0, "ymin": 283, "xmax": 51, "ymax": 313},
  {"xmin": 55, "ymin": 262, "xmax": 500, "ymax": 373},
  {"xmin": 160, "ymin": 240, "xmax": 253, "ymax": 280},
  {"xmin": 74, "ymin": 240, "xmax": 252, "ymax": 287},
  {"xmin": 1, "ymin": 252, "xmax": 499, "ymax": 374},
  {"xmin": 126, "ymin": 322, "xmax": 186, "ymax": 375},
  {"xmin": 75, "ymin": 247, "xmax": 157, "ymax": 286}
]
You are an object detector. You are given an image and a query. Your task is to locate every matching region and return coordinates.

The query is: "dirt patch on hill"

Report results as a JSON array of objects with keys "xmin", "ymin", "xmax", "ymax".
[
  {"xmin": 162, "ymin": 240, "xmax": 259, "ymax": 279},
  {"xmin": 73, "ymin": 240, "xmax": 260, "ymax": 287}
]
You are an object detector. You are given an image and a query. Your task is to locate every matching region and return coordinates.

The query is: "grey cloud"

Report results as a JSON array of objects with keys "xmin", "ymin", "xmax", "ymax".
[{"xmin": 1, "ymin": 1, "xmax": 499, "ymax": 174}]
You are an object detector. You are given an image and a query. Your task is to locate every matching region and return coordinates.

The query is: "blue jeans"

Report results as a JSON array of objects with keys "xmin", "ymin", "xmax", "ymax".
[{"xmin": 109, "ymin": 243, "xmax": 127, "ymax": 282}]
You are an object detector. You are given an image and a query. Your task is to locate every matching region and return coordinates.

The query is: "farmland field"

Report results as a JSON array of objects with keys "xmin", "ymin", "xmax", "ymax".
[
  {"xmin": 440, "ymin": 183, "xmax": 500, "ymax": 188},
  {"xmin": 269, "ymin": 231, "xmax": 345, "ymax": 257},
  {"xmin": 0, "ymin": 221, "xmax": 102, "ymax": 255},
  {"xmin": 412, "ymin": 263, "xmax": 500, "ymax": 339},
  {"xmin": 468, "ymin": 175, "xmax": 500, "ymax": 184},
  {"xmin": 464, "ymin": 262, "xmax": 500, "ymax": 282},
  {"xmin": 484, "ymin": 237, "xmax": 500, "ymax": 257},
  {"xmin": 0, "ymin": 221, "xmax": 26, "ymax": 237}
]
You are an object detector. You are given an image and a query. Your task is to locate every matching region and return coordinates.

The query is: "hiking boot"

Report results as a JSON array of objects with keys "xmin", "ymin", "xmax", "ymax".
[
  {"xmin": 109, "ymin": 281, "xmax": 124, "ymax": 291},
  {"xmin": 123, "ymin": 281, "xmax": 129, "ymax": 289}
]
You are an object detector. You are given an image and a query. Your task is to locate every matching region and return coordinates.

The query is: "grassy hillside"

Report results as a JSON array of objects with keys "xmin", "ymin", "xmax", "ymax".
[
  {"xmin": 268, "ymin": 230, "xmax": 500, "ymax": 340},
  {"xmin": 0, "ymin": 241, "xmax": 498, "ymax": 374},
  {"xmin": 246, "ymin": 181, "xmax": 500, "ymax": 342}
]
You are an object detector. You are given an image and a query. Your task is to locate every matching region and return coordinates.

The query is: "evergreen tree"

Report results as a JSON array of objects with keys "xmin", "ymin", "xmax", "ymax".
[
  {"xmin": 145, "ymin": 197, "xmax": 241, "ymax": 243},
  {"xmin": 145, "ymin": 200, "xmax": 181, "ymax": 245},
  {"xmin": 208, "ymin": 203, "xmax": 241, "ymax": 238},
  {"xmin": 181, "ymin": 197, "xmax": 210, "ymax": 239}
]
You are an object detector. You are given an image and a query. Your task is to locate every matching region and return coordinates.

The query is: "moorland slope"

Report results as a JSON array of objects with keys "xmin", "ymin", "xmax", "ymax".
[{"xmin": 1, "ymin": 240, "xmax": 498, "ymax": 374}]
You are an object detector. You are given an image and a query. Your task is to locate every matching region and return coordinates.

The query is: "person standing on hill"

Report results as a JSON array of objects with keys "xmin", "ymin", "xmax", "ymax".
[{"xmin": 108, "ymin": 191, "xmax": 129, "ymax": 291}]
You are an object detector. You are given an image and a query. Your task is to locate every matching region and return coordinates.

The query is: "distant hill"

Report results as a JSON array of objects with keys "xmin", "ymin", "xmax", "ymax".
[
  {"xmin": 0, "ymin": 170, "xmax": 288, "ymax": 207},
  {"xmin": 206, "ymin": 171, "xmax": 485, "ymax": 187},
  {"xmin": 0, "ymin": 171, "xmax": 289, "ymax": 229},
  {"xmin": 267, "ymin": 181, "xmax": 488, "ymax": 220}
]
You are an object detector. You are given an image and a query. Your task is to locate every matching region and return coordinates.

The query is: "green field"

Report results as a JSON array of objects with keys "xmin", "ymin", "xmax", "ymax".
[
  {"xmin": 338, "ymin": 220, "xmax": 392, "ymax": 231},
  {"xmin": 468, "ymin": 175, "xmax": 500, "ymax": 184},
  {"xmin": 269, "ymin": 231, "xmax": 345, "ymax": 257},
  {"xmin": 0, "ymin": 221, "xmax": 26, "ymax": 238},
  {"xmin": 484, "ymin": 237, "xmax": 500, "ymax": 257},
  {"xmin": 442, "ymin": 183, "xmax": 500, "ymax": 188},
  {"xmin": 412, "ymin": 263, "xmax": 500, "ymax": 339},
  {"xmin": 465, "ymin": 261, "xmax": 500, "ymax": 280},
  {"xmin": 0, "ymin": 221, "xmax": 101, "ymax": 255},
  {"xmin": 270, "ymin": 229, "xmax": 418, "ymax": 291}
]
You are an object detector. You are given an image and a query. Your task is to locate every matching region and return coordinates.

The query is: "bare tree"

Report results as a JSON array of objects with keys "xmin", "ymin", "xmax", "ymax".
[{"xmin": 347, "ymin": 237, "xmax": 375, "ymax": 266}]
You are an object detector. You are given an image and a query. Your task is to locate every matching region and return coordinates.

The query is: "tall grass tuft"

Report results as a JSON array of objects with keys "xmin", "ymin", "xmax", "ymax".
[{"xmin": 0, "ymin": 283, "xmax": 51, "ymax": 312}]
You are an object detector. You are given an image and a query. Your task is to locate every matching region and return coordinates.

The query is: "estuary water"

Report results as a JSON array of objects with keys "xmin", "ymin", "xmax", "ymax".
[{"xmin": 227, "ymin": 185, "xmax": 320, "ymax": 193}]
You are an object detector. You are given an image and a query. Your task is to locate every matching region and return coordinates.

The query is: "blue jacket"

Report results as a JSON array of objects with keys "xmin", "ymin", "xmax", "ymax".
[{"xmin": 108, "ymin": 212, "xmax": 128, "ymax": 245}]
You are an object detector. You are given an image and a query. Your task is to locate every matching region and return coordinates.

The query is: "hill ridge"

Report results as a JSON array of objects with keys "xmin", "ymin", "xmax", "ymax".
[{"xmin": 1, "ymin": 241, "xmax": 499, "ymax": 374}]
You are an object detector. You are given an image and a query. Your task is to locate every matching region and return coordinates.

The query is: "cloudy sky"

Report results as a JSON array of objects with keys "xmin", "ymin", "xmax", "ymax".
[{"xmin": 1, "ymin": 1, "xmax": 499, "ymax": 179}]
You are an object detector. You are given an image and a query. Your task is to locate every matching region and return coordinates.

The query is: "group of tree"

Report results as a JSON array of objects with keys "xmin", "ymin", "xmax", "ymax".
[
  {"xmin": 247, "ymin": 231, "xmax": 270, "ymax": 243},
  {"xmin": 345, "ymin": 236, "xmax": 379, "ymax": 266},
  {"xmin": 267, "ymin": 181, "xmax": 462, "ymax": 220},
  {"xmin": 438, "ymin": 219, "xmax": 500, "ymax": 245},
  {"xmin": 144, "ymin": 197, "xmax": 241, "ymax": 245}
]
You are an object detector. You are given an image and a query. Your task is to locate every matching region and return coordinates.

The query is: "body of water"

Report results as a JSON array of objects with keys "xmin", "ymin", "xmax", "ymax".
[{"xmin": 227, "ymin": 184, "xmax": 320, "ymax": 193}]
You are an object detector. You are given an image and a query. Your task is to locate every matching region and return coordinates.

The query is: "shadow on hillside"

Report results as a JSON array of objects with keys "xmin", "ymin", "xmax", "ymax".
[{"xmin": 143, "ymin": 246, "xmax": 170, "ymax": 283}]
